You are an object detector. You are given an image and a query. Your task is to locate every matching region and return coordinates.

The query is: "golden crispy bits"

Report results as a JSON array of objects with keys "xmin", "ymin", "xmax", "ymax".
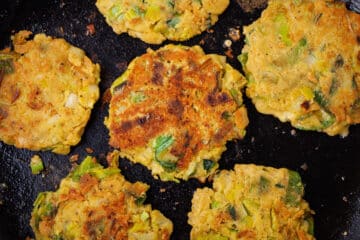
[
  {"xmin": 30, "ymin": 155, "xmax": 173, "ymax": 240},
  {"xmin": 106, "ymin": 45, "xmax": 248, "ymax": 182},
  {"xmin": 241, "ymin": 0, "xmax": 360, "ymax": 136},
  {"xmin": 0, "ymin": 31, "xmax": 100, "ymax": 154},
  {"xmin": 96, "ymin": 0, "xmax": 230, "ymax": 44},
  {"xmin": 188, "ymin": 164, "xmax": 315, "ymax": 240}
]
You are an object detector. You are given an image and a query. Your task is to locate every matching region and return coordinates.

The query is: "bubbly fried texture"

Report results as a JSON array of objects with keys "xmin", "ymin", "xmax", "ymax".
[
  {"xmin": 0, "ymin": 31, "xmax": 100, "ymax": 154},
  {"xmin": 106, "ymin": 45, "xmax": 248, "ymax": 182},
  {"xmin": 241, "ymin": 0, "xmax": 360, "ymax": 136},
  {"xmin": 95, "ymin": 0, "xmax": 229, "ymax": 44},
  {"xmin": 188, "ymin": 164, "xmax": 315, "ymax": 240},
  {"xmin": 30, "ymin": 155, "xmax": 173, "ymax": 240}
]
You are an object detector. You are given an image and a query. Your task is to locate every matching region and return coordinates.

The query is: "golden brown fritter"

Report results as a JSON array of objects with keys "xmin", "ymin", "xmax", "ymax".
[
  {"xmin": 96, "ymin": 0, "xmax": 230, "ymax": 44},
  {"xmin": 106, "ymin": 44, "xmax": 248, "ymax": 182},
  {"xmin": 30, "ymin": 155, "xmax": 173, "ymax": 240},
  {"xmin": 188, "ymin": 164, "xmax": 315, "ymax": 240},
  {"xmin": 240, "ymin": 0, "xmax": 360, "ymax": 136},
  {"xmin": 0, "ymin": 31, "xmax": 100, "ymax": 154}
]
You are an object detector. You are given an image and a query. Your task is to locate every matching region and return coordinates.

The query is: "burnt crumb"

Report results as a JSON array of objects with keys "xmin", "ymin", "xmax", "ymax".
[
  {"xmin": 301, "ymin": 101, "xmax": 310, "ymax": 110},
  {"xmin": 168, "ymin": 99, "xmax": 184, "ymax": 118},
  {"xmin": 113, "ymin": 81, "xmax": 128, "ymax": 93},
  {"xmin": 86, "ymin": 24, "xmax": 96, "ymax": 36},
  {"xmin": 152, "ymin": 61, "xmax": 165, "ymax": 85},
  {"xmin": 137, "ymin": 114, "xmax": 151, "ymax": 125},
  {"xmin": 69, "ymin": 154, "xmax": 79, "ymax": 162},
  {"xmin": 120, "ymin": 121, "xmax": 133, "ymax": 132},
  {"xmin": 228, "ymin": 28, "xmax": 241, "ymax": 42},
  {"xmin": 207, "ymin": 92, "xmax": 231, "ymax": 107},
  {"xmin": 10, "ymin": 87, "xmax": 21, "ymax": 103},
  {"xmin": 236, "ymin": 0, "xmax": 268, "ymax": 13},
  {"xmin": 85, "ymin": 147, "xmax": 94, "ymax": 154}
]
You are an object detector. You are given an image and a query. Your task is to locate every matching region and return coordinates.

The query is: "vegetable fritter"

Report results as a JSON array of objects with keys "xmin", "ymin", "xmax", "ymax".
[
  {"xmin": 30, "ymin": 155, "xmax": 173, "ymax": 240},
  {"xmin": 0, "ymin": 31, "xmax": 100, "ymax": 154},
  {"xmin": 188, "ymin": 164, "xmax": 315, "ymax": 240},
  {"xmin": 106, "ymin": 45, "xmax": 248, "ymax": 182},
  {"xmin": 240, "ymin": 0, "xmax": 360, "ymax": 136},
  {"xmin": 96, "ymin": 0, "xmax": 230, "ymax": 44}
]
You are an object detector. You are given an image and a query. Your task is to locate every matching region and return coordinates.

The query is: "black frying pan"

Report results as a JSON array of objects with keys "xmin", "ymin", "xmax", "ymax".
[{"xmin": 0, "ymin": 0, "xmax": 359, "ymax": 239}]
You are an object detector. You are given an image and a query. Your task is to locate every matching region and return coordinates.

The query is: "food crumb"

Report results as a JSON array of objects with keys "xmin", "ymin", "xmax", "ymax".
[
  {"xmin": 343, "ymin": 231, "xmax": 348, "ymax": 236},
  {"xmin": 251, "ymin": 136, "xmax": 255, "ymax": 143},
  {"xmin": 85, "ymin": 147, "xmax": 94, "ymax": 154},
  {"xmin": 341, "ymin": 176, "xmax": 346, "ymax": 181},
  {"xmin": 290, "ymin": 129, "xmax": 296, "ymax": 136},
  {"xmin": 300, "ymin": 163, "xmax": 308, "ymax": 171},
  {"xmin": 228, "ymin": 28, "xmax": 241, "ymax": 41},
  {"xmin": 69, "ymin": 154, "xmax": 79, "ymax": 162},
  {"xmin": 342, "ymin": 196, "xmax": 348, "ymax": 202},
  {"xmin": 160, "ymin": 188, "xmax": 166, "ymax": 193},
  {"xmin": 223, "ymin": 39, "xmax": 232, "ymax": 48},
  {"xmin": 86, "ymin": 24, "xmax": 96, "ymax": 36},
  {"xmin": 224, "ymin": 49, "xmax": 234, "ymax": 59},
  {"xmin": 30, "ymin": 155, "xmax": 44, "ymax": 175}
]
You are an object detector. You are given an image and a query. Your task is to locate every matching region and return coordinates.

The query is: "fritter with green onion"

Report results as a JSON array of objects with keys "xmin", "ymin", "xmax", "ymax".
[
  {"xmin": 105, "ymin": 44, "xmax": 248, "ymax": 182},
  {"xmin": 30, "ymin": 155, "xmax": 173, "ymax": 240},
  {"xmin": 0, "ymin": 31, "xmax": 100, "ymax": 154},
  {"xmin": 96, "ymin": 0, "xmax": 230, "ymax": 44},
  {"xmin": 188, "ymin": 164, "xmax": 315, "ymax": 240},
  {"xmin": 240, "ymin": 0, "xmax": 360, "ymax": 136}
]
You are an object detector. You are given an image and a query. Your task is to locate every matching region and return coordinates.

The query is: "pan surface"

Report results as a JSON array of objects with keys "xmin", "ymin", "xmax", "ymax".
[{"xmin": 0, "ymin": 0, "xmax": 359, "ymax": 239}]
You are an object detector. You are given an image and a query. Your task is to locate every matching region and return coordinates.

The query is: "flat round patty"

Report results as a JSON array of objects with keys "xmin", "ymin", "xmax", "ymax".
[
  {"xmin": 106, "ymin": 44, "xmax": 248, "ymax": 182},
  {"xmin": 96, "ymin": 0, "xmax": 230, "ymax": 44},
  {"xmin": 241, "ymin": 0, "xmax": 360, "ymax": 136},
  {"xmin": 0, "ymin": 31, "xmax": 100, "ymax": 154},
  {"xmin": 30, "ymin": 155, "xmax": 173, "ymax": 240},
  {"xmin": 188, "ymin": 164, "xmax": 314, "ymax": 240}
]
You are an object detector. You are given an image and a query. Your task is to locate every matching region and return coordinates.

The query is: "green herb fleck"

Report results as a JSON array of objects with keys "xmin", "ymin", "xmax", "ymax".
[
  {"xmin": 135, "ymin": 195, "xmax": 147, "ymax": 205},
  {"xmin": 203, "ymin": 159, "xmax": 215, "ymax": 172},
  {"xmin": 314, "ymin": 90, "xmax": 328, "ymax": 108},
  {"xmin": 228, "ymin": 205, "xmax": 237, "ymax": 220},
  {"xmin": 167, "ymin": 16, "xmax": 180, "ymax": 28},
  {"xmin": 154, "ymin": 135, "xmax": 177, "ymax": 172},
  {"xmin": 285, "ymin": 170, "xmax": 303, "ymax": 206},
  {"xmin": 259, "ymin": 176, "xmax": 270, "ymax": 193}
]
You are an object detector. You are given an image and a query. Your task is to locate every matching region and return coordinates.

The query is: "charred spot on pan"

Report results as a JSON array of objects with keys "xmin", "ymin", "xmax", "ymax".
[
  {"xmin": 152, "ymin": 61, "xmax": 165, "ymax": 85},
  {"xmin": 357, "ymin": 36, "xmax": 360, "ymax": 44}
]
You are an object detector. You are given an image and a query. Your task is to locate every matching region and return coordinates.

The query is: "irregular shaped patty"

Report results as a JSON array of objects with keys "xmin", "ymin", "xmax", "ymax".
[
  {"xmin": 106, "ymin": 44, "xmax": 248, "ymax": 182},
  {"xmin": 0, "ymin": 31, "xmax": 100, "ymax": 154},
  {"xmin": 240, "ymin": 0, "xmax": 360, "ymax": 136},
  {"xmin": 30, "ymin": 155, "xmax": 173, "ymax": 240},
  {"xmin": 96, "ymin": 0, "xmax": 230, "ymax": 44},
  {"xmin": 188, "ymin": 164, "xmax": 315, "ymax": 240}
]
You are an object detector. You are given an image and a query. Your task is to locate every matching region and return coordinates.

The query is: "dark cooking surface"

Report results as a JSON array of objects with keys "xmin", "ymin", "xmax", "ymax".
[{"xmin": 0, "ymin": 0, "xmax": 359, "ymax": 239}]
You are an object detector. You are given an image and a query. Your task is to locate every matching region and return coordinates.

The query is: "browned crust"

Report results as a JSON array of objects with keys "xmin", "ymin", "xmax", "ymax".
[{"xmin": 108, "ymin": 46, "xmax": 245, "ymax": 169}]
